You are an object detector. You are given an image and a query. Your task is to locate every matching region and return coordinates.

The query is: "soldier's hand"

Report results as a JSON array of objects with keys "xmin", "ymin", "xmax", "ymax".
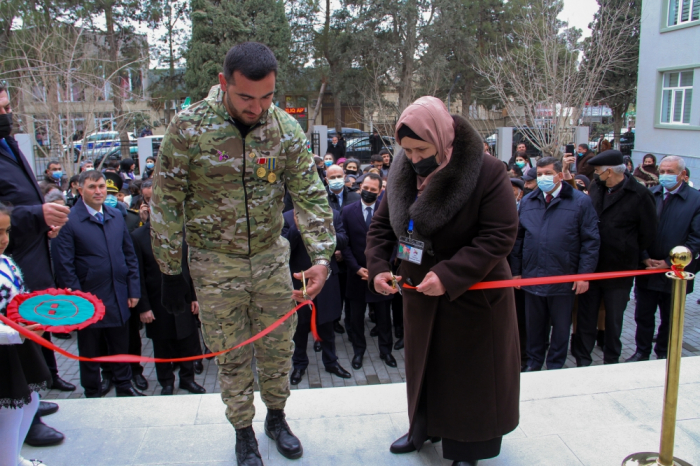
[
  {"xmin": 292, "ymin": 265, "xmax": 327, "ymax": 303},
  {"xmin": 43, "ymin": 203, "xmax": 70, "ymax": 228}
]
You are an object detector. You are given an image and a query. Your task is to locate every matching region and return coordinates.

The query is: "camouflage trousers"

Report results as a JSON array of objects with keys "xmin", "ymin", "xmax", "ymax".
[{"xmin": 189, "ymin": 236, "xmax": 296, "ymax": 429}]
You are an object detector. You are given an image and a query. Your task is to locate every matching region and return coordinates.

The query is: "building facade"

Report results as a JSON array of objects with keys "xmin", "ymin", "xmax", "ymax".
[{"xmin": 634, "ymin": 0, "xmax": 700, "ymax": 181}]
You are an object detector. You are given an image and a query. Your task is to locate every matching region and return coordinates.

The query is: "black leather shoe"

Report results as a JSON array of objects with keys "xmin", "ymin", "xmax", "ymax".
[
  {"xmin": 194, "ymin": 360, "xmax": 204, "ymax": 375},
  {"xmin": 52, "ymin": 332, "xmax": 71, "ymax": 339},
  {"xmin": 390, "ymin": 433, "xmax": 441, "ymax": 454},
  {"xmin": 235, "ymin": 425, "xmax": 263, "ymax": 466},
  {"xmin": 452, "ymin": 461, "xmax": 478, "ymax": 466},
  {"xmin": 51, "ymin": 375, "xmax": 75, "ymax": 392},
  {"xmin": 351, "ymin": 354, "xmax": 363, "ymax": 370},
  {"xmin": 290, "ymin": 368, "xmax": 305, "ymax": 385},
  {"xmin": 265, "ymin": 409, "xmax": 303, "ymax": 459},
  {"xmin": 100, "ymin": 377, "xmax": 113, "ymax": 396},
  {"xmin": 132, "ymin": 374, "xmax": 148, "ymax": 391},
  {"xmin": 314, "ymin": 341, "xmax": 322, "ymax": 352},
  {"xmin": 626, "ymin": 352, "xmax": 650, "ymax": 363},
  {"xmin": 24, "ymin": 420, "xmax": 65, "ymax": 446},
  {"xmin": 180, "ymin": 380, "xmax": 206, "ymax": 394},
  {"xmin": 381, "ymin": 353, "xmax": 397, "ymax": 368},
  {"xmin": 326, "ymin": 364, "xmax": 351, "ymax": 379},
  {"xmin": 333, "ymin": 321, "xmax": 345, "ymax": 334},
  {"xmin": 522, "ymin": 365, "xmax": 541, "ymax": 372},
  {"xmin": 370, "ymin": 326, "xmax": 378, "ymax": 337},
  {"xmin": 394, "ymin": 337, "xmax": 404, "ymax": 350},
  {"xmin": 116, "ymin": 385, "xmax": 146, "ymax": 397},
  {"xmin": 161, "ymin": 385, "xmax": 174, "ymax": 395},
  {"xmin": 38, "ymin": 401, "xmax": 58, "ymax": 417}
]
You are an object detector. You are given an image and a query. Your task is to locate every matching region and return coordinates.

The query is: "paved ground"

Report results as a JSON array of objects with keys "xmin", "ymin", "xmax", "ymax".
[
  {"xmin": 24, "ymin": 358, "xmax": 700, "ymax": 465},
  {"xmin": 40, "ymin": 284, "xmax": 700, "ymax": 400}
]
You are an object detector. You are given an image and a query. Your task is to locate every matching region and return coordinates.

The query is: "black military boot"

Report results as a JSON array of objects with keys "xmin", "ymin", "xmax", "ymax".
[
  {"xmin": 235, "ymin": 426, "xmax": 263, "ymax": 466},
  {"xmin": 264, "ymin": 409, "xmax": 303, "ymax": 459}
]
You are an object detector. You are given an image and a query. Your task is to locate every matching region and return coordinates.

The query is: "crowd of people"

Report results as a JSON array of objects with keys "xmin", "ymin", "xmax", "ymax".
[{"xmin": 1, "ymin": 45, "xmax": 699, "ymax": 465}]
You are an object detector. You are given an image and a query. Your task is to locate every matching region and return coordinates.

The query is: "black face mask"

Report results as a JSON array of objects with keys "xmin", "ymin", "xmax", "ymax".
[
  {"xmin": 345, "ymin": 169, "xmax": 357, "ymax": 176},
  {"xmin": 577, "ymin": 184, "xmax": 587, "ymax": 191},
  {"xmin": 523, "ymin": 187, "xmax": 534, "ymax": 196},
  {"xmin": 0, "ymin": 113, "xmax": 12, "ymax": 139},
  {"xmin": 411, "ymin": 155, "xmax": 440, "ymax": 177},
  {"xmin": 360, "ymin": 189, "xmax": 378, "ymax": 204}
]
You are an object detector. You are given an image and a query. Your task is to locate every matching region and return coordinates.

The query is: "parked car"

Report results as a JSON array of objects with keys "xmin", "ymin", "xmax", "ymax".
[
  {"xmin": 345, "ymin": 136, "xmax": 395, "ymax": 164},
  {"xmin": 72, "ymin": 131, "xmax": 136, "ymax": 159},
  {"xmin": 327, "ymin": 127, "xmax": 369, "ymax": 148}
]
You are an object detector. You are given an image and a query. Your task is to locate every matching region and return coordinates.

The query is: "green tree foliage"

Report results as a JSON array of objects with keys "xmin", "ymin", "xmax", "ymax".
[{"xmin": 184, "ymin": 0, "xmax": 292, "ymax": 101}]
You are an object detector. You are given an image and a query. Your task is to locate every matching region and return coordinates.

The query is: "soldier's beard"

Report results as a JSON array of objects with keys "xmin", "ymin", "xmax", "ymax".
[{"xmin": 225, "ymin": 93, "xmax": 263, "ymax": 127}]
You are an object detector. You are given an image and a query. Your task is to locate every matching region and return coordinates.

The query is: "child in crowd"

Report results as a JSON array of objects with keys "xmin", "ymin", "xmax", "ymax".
[{"xmin": 0, "ymin": 202, "xmax": 51, "ymax": 466}]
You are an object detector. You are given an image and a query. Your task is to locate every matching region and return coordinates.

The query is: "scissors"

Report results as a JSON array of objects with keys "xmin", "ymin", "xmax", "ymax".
[
  {"xmin": 301, "ymin": 271, "xmax": 310, "ymax": 301},
  {"xmin": 390, "ymin": 272, "xmax": 402, "ymax": 295}
]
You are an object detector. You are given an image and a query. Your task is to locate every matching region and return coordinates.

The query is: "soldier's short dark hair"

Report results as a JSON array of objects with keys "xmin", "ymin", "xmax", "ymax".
[
  {"xmin": 537, "ymin": 157, "xmax": 562, "ymax": 173},
  {"xmin": 79, "ymin": 170, "xmax": 104, "ymax": 187},
  {"xmin": 223, "ymin": 42, "xmax": 278, "ymax": 83}
]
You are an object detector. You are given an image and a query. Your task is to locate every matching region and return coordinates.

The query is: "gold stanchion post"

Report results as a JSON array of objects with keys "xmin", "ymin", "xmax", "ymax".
[{"xmin": 622, "ymin": 246, "xmax": 694, "ymax": 466}]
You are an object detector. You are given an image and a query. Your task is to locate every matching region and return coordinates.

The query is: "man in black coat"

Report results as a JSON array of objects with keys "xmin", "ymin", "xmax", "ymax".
[
  {"xmin": 340, "ymin": 173, "xmax": 395, "ymax": 369},
  {"xmin": 0, "ymin": 84, "xmax": 69, "ymax": 446},
  {"xmin": 52, "ymin": 170, "xmax": 144, "ymax": 397},
  {"xmin": 628, "ymin": 155, "xmax": 700, "ymax": 362},
  {"xmin": 282, "ymin": 208, "xmax": 351, "ymax": 385},
  {"xmin": 572, "ymin": 150, "xmax": 658, "ymax": 366},
  {"xmin": 131, "ymin": 222, "xmax": 206, "ymax": 395}
]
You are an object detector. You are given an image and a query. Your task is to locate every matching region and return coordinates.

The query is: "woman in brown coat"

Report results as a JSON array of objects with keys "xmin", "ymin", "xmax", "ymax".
[
  {"xmin": 633, "ymin": 153, "xmax": 660, "ymax": 188},
  {"xmin": 366, "ymin": 96, "xmax": 520, "ymax": 466}
]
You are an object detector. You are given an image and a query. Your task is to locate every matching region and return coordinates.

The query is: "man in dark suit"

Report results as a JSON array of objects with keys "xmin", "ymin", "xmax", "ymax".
[
  {"xmin": 131, "ymin": 221, "xmax": 206, "ymax": 395},
  {"xmin": 326, "ymin": 163, "xmax": 360, "ymax": 335},
  {"xmin": 52, "ymin": 170, "xmax": 144, "ymax": 397},
  {"xmin": 572, "ymin": 150, "xmax": 657, "ymax": 366},
  {"xmin": 282, "ymin": 208, "xmax": 351, "ymax": 384},
  {"xmin": 340, "ymin": 172, "xmax": 395, "ymax": 369},
  {"xmin": 628, "ymin": 155, "xmax": 700, "ymax": 362},
  {"xmin": 0, "ymin": 84, "xmax": 69, "ymax": 446}
]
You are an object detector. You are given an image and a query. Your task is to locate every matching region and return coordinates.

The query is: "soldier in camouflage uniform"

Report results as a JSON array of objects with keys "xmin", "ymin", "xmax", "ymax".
[{"xmin": 150, "ymin": 42, "xmax": 335, "ymax": 466}]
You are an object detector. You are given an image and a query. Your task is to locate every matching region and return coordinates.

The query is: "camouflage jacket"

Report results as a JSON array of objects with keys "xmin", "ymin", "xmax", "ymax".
[{"xmin": 151, "ymin": 85, "xmax": 335, "ymax": 275}]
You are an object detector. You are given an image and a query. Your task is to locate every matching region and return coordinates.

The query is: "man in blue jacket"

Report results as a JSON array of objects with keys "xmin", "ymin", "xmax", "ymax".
[
  {"xmin": 52, "ymin": 170, "xmax": 143, "ymax": 397},
  {"xmin": 511, "ymin": 157, "xmax": 600, "ymax": 371},
  {"xmin": 628, "ymin": 155, "xmax": 700, "ymax": 362}
]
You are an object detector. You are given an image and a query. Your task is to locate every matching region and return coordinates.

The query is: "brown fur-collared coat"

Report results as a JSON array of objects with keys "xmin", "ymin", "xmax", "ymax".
[{"xmin": 366, "ymin": 115, "xmax": 520, "ymax": 445}]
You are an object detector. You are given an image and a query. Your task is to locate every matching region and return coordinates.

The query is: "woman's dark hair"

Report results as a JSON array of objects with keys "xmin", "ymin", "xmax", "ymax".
[
  {"xmin": 0, "ymin": 201, "xmax": 12, "ymax": 217},
  {"xmin": 343, "ymin": 158, "xmax": 360, "ymax": 171},
  {"xmin": 397, "ymin": 124, "xmax": 423, "ymax": 142},
  {"xmin": 623, "ymin": 155, "xmax": 634, "ymax": 171},
  {"xmin": 515, "ymin": 152, "xmax": 531, "ymax": 162},
  {"xmin": 643, "ymin": 153, "xmax": 657, "ymax": 165},
  {"xmin": 223, "ymin": 42, "xmax": 278, "ymax": 82},
  {"xmin": 120, "ymin": 158, "xmax": 135, "ymax": 172}
]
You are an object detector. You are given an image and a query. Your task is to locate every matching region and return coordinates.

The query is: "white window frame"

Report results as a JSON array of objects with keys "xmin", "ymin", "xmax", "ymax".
[
  {"xmin": 660, "ymin": 70, "xmax": 694, "ymax": 125},
  {"xmin": 668, "ymin": 0, "xmax": 700, "ymax": 27}
]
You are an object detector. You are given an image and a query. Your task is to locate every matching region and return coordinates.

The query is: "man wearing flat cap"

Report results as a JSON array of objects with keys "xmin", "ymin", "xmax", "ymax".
[{"xmin": 571, "ymin": 150, "xmax": 657, "ymax": 366}]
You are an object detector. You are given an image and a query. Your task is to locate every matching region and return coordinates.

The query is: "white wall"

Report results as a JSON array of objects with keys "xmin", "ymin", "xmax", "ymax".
[{"xmin": 634, "ymin": 1, "xmax": 700, "ymax": 183}]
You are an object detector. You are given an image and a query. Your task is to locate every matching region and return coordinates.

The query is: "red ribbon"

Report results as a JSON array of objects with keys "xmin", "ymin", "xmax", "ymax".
[
  {"xmin": 0, "ymin": 300, "xmax": 317, "ymax": 364},
  {"xmin": 402, "ymin": 268, "xmax": 672, "ymax": 291}
]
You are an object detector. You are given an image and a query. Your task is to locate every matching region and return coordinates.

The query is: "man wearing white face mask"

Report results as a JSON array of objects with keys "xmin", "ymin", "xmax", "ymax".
[
  {"xmin": 627, "ymin": 155, "xmax": 700, "ymax": 362},
  {"xmin": 326, "ymin": 164, "xmax": 360, "ymax": 211},
  {"xmin": 511, "ymin": 157, "xmax": 600, "ymax": 371}
]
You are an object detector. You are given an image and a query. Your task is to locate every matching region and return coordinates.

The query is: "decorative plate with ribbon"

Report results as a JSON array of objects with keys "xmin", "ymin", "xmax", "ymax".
[{"xmin": 6, "ymin": 289, "xmax": 105, "ymax": 333}]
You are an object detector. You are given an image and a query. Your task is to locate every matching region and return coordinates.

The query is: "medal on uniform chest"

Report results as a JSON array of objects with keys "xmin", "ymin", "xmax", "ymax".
[
  {"xmin": 268, "ymin": 172, "xmax": 277, "ymax": 183},
  {"xmin": 256, "ymin": 166, "xmax": 267, "ymax": 178},
  {"xmin": 255, "ymin": 155, "xmax": 278, "ymax": 182}
]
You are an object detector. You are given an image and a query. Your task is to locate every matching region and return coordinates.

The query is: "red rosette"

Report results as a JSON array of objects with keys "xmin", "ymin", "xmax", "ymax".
[{"xmin": 6, "ymin": 288, "xmax": 105, "ymax": 333}]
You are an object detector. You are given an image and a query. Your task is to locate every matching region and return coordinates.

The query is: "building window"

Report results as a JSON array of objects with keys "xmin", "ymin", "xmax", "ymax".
[
  {"xmin": 668, "ymin": 0, "xmax": 700, "ymax": 27},
  {"xmin": 661, "ymin": 70, "xmax": 693, "ymax": 124}
]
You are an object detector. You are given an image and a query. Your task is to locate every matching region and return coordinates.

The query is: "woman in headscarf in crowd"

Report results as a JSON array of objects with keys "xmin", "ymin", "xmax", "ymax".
[
  {"xmin": 633, "ymin": 153, "xmax": 660, "ymax": 188},
  {"xmin": 365, "ymin": 96, "xmax": 520, "ymax": 466}
]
